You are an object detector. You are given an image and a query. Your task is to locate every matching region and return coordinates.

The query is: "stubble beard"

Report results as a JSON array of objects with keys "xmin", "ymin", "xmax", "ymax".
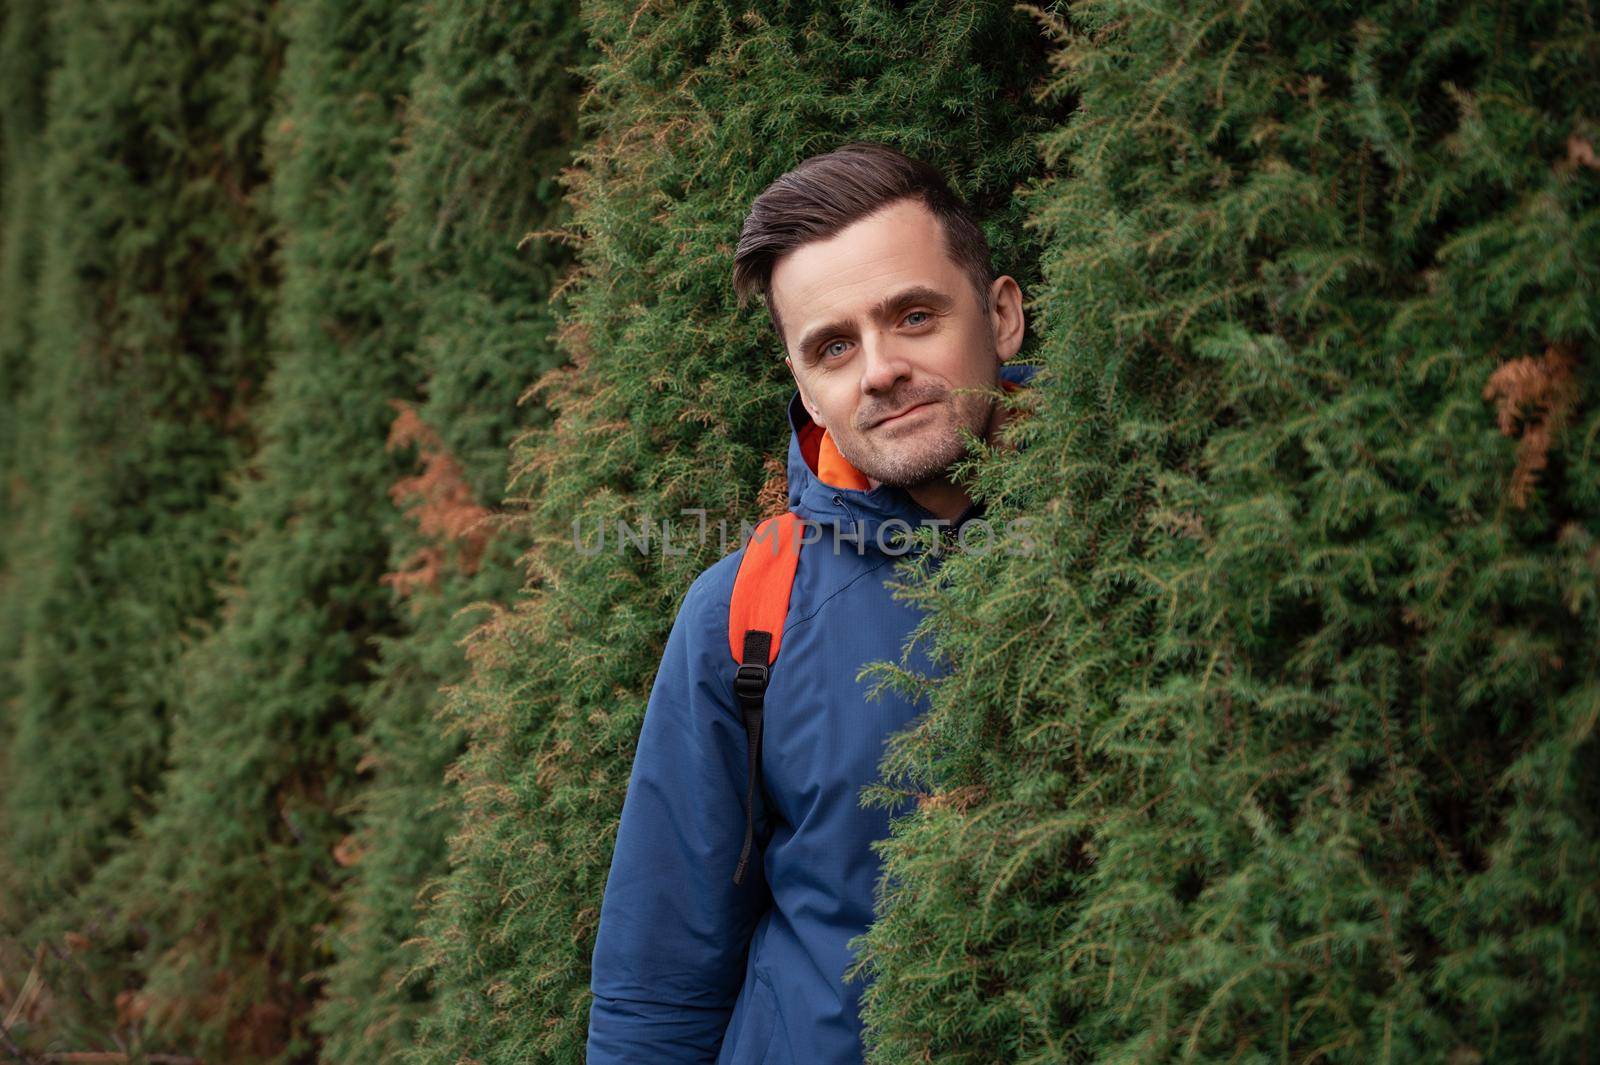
[{"xmin": 836, "ymin": 387, "xmax": 995, "ymax": 489}]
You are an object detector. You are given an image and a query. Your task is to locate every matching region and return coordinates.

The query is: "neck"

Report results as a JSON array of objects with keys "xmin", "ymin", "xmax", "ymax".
[{"xmin": 904, "ymin": 478, "xmax": 974, "ymax": 524}]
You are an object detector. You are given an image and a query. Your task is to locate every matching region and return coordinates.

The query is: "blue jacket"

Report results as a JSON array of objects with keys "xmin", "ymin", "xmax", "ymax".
[{"xmin": 587, "ymin": 361, "xmax": 1037, "ymax": 1064}]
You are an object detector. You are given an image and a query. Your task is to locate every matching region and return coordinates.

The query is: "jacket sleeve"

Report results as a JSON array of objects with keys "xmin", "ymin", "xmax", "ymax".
[{"xmin": 586, "ymin": 565, "xmax": 773, "ymax": 1064}]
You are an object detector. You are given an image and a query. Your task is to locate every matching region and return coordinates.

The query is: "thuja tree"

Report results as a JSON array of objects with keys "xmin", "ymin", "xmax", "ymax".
[
  {"xmin": 0, "ymin": 0, "xmax": 52, "ymax": 580},
  {"xmin": 856, "ymin": 1, "xmax": 1600, "ymax": 1062},
  {"xmin": 311, "ymin": 2, "xmax": 586, "ymax": 1059},
  {"xmin": 407, "ymin": 2, "xmax": 1057, "ymax": 1062},
  {"xmin": 78, "ymin": 1, "xmax": 423, "ymax": 1059},
  {"xmin": 0, "ymin": 0, "xmax": 54, "ymax": 848},
  {"xmin": 0, "ymin": 0, "xmax": 279, "ymax": 1050}
]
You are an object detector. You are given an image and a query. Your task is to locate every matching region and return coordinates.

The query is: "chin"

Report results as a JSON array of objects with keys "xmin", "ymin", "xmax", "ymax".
[{"xmin": 865, "ymin": 446, "xmax": 960, "ymax": 489}]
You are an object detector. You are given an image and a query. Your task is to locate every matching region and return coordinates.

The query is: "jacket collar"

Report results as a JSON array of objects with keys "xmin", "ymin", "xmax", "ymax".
[{"xmin": 783, "ymin": 361, "xmax": 1038, "ymax": 551}]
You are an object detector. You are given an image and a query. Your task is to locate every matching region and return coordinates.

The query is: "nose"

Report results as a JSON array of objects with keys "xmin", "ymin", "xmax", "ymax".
[{"xmin": 857, "ymin": 326, "xmax": 912, "ymax": 399}]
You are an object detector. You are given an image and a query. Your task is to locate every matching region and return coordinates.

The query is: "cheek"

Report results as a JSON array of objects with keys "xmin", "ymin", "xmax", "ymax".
[
  {"xmin": 959, "ymin": 320, "xmax": 996, "ymax": 358},
  {"xmin": 813, "ymin": 384, "xmax": 856, "ymax": 425}
]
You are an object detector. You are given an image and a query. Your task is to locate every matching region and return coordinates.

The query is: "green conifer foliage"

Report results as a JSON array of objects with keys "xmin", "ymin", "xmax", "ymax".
[
  {"xmin": 857, "ymin": 2, "xmax": 1600, "ymax": 1061},
  {"xmin": 0, "ymin": 0, "xmax": 53, "ymax": 577},
  {"xmin": 408, "ymin": 3, "xmax": 1056, "ymax": 1061},
  {"xmin": 310, "ymin": 3, "xmax": 586, "ymax": 1059},
  {"xmin": 0, "ymin": 0, "xmax": 279, "ymax": 1049},
  {"xmin": 75, "ymin": 1, "xmax": 422, "ymax": 1058},
  {"xmin": 0, "ymin": 0, "xmax": 55, "ymax": 821}
]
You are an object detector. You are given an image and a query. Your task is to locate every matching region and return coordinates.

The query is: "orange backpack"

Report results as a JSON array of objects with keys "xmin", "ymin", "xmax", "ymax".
[{"xmin": 726, "ymin": 511, "xmax": 804, "ymax": 886}]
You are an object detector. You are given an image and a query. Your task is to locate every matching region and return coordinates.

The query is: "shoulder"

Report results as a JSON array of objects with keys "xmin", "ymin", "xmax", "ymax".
[
  {"xmin": 660, "ymin": 547, "xmax": 743, "ymax": 669},
  {"xmin": 682, "ymin": 547, "xmax": 742, "ymax": 621},
  {"xmin": 648, "ymin": 551, "xmax": 746, "ymax": 717}
]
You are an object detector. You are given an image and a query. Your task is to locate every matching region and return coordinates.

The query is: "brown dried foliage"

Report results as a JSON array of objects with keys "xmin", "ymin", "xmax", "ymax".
[
  {"xmin": 916, "ymin": 785, "xmax": 989, "ymax": 813},
  {"xmin": 1482, "ymin": 343, "xmax": 1581, "ymax": 508},
  {"xmin": 331, "ymin": 834, "xmax": 366, "ymax": 868},
  {"xmin": 754, "ymin": 457, "xmax": 790, "ymax": 519},
  {"xmin": 382, "ymin": 399, "xmax": 495, "ymax": 596},
  {"xmin": 107, "ymin": 958, "xmax": 290, "ymax": 1064},
  {"xmin": 1566, "ymin": 134, "xmax": 1599, "ymax": 172}
]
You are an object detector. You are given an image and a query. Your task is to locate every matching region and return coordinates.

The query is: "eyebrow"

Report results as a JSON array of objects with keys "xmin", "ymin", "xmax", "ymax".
[{"xmin": 792, "ymin": 284, "xmax": 957, "ymax": 363}]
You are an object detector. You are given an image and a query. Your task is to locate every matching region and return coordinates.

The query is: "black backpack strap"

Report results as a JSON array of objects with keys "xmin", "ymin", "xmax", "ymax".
[{"xmin": 732, "ymin": 629, "xmax": 771, "ymax": 887}]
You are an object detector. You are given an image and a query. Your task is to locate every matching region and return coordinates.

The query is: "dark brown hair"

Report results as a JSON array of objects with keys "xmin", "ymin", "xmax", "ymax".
[{"xmin": 732, "ymin": 142, "xmax": 994, "ymax": 352}]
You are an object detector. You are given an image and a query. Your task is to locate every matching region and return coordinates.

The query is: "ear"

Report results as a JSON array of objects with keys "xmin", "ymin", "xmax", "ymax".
[{"xmin": 988, "ymin": 275, "xmax": 1025, "ymax": 361}]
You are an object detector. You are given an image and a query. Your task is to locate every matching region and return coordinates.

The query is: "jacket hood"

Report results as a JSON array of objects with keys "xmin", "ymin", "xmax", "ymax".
[{"xmin": 783, "ymin": 360, "xmax": 1039, "ymax": 552}]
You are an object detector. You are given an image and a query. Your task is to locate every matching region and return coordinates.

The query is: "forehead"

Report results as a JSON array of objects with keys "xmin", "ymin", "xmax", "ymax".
[{"xmin": 769, "ymin": 198, "xmax": 969, "ymax": 352}]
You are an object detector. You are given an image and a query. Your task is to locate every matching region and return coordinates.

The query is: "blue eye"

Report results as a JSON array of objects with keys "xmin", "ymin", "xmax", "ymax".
[
  {"xmin": 823, "ymin": 340, "xmax": 849, "ymax": 359},
  {"xmin": 904, "ymin": 311, "xmax": 930, "ymax": 326}
]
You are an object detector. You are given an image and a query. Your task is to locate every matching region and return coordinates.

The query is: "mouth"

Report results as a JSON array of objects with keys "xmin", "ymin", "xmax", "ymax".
[{"xmin": 872, "ymin": 400, "xmax": 935, "ymax": 429}]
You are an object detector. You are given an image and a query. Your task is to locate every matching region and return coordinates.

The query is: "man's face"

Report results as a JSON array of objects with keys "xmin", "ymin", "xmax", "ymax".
[{"xmin": 771, "ymin": 197, "xmax": 1024, "ymax": 490}]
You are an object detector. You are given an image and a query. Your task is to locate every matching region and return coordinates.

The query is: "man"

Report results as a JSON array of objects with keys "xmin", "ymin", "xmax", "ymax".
[{"xmin": 586, "ymin": 142, "xmax": 1034, "ymax": 1064}]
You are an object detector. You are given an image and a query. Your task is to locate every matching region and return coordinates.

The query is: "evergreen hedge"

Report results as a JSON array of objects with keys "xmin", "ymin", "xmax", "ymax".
[
  {"xmin": 0, "ymin": 0, "xmax": 52, "ymax": 580},
  {"xmin": 311, "ymin": 2, "xmax": 585, "ymax": 1059},
  {"xmin": 857, "ymin": 2, "xmax": 1600, "ymax": 1061},
  {"xmin": 1, "ymin": 2, "xmax": 1594, "ymax": 1062},
  {"xmin": 409, "ymin": 3, "xmax": 1057, "ymax": 1062},
  {"xmin": 0, "ymin": 0, "xmax": 280, "ymax": 1050},
  {"xmin": 0, "ymin": 0, "xmax": 55, "ymax": 891},
  {"xmin": 78, "ymin": 1, "xmax": 422, "ymax": 1058}
]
